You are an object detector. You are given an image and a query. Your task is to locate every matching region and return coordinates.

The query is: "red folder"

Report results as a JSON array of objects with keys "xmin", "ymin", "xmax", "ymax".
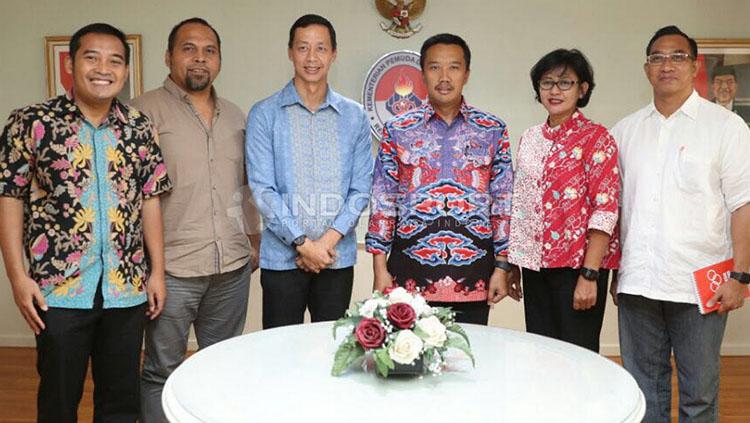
[{"xmin": 693, "ymin": 259, "xmax": 750, "ymax": 314}]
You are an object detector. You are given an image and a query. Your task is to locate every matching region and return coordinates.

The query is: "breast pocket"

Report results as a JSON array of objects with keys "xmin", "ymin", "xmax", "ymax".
[{"xmin": 674, "ymin": 149, "xmax": 713, "ymax": 195}]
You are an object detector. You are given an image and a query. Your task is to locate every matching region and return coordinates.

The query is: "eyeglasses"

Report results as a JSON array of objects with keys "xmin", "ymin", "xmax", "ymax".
[
  {"xmin": 646, "ymin": 52, "xmax": 693, "ymax": 65},
  {"xmin": 539, "ymin": 79, "xmax": 578, "ymax": 91},
  {"xmin": 713, "ymin": 79, "xmax": 736, "ymax": 87}
]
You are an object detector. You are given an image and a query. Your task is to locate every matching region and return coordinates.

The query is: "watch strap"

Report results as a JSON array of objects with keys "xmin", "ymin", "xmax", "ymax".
[
  {"xmin": 495, "ymin": 260, "xmax": 512, "ymax": 272},
  {"xmin": 580, "ymin": 267, "xmax": 600, "ymax": 281},
  {"xmin": 730, "ymin": 271, "xmax": 750, "ymax": 285}
]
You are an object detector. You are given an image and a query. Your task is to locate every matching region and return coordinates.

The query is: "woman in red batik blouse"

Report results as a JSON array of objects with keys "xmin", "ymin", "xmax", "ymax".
[{"xmin": 508, "ymin": 49, "xmax": 620, "ymax": 352}]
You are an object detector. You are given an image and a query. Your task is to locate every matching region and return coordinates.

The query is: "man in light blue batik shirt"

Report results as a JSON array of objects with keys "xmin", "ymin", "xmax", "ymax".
[{"xmin": 246, "ymin": 14, "xmax": 374, "ymax": 329}]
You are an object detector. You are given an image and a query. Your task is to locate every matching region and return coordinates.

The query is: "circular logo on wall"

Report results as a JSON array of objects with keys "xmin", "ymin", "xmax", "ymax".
[{"xmin": 362, "ymin": 50, "xmax": 428, "ymax": 139}]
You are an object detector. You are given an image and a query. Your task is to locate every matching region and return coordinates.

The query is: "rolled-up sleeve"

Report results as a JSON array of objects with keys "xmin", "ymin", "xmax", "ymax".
[
  {"xmin": 720, "ymin": 115, "xmax": 750, "ymax": 212},
  {"xmin": 585, "ymin": 127, "xmax": 620, "ymax": 235}
]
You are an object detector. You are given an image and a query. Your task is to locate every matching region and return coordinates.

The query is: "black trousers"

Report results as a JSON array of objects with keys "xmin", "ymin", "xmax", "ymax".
[
  {"xmin": 430, "ymin": 301, "xmax": 490, "ymax": 325},
  {"xmin": 522, "ymin": 267, "xmax": 608, "ymax": 352},
  {"xmin": 35, "ymin": 283, "xmax": 146, "ymax": 423},
  {"xmin": 260, "ymin": 267, "xmax": 354, "ymax": 329}
]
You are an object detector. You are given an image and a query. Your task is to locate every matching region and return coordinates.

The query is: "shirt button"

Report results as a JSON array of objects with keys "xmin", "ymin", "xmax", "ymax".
[{"xmin": 212, "ymin": 186, "xmax": 217, "ymax": 190}]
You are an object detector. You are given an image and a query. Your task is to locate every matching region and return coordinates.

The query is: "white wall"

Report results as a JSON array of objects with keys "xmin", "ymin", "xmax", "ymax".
[{"xmin": 1, "ymin": 0, "xmax": 750, "ymax": 354}]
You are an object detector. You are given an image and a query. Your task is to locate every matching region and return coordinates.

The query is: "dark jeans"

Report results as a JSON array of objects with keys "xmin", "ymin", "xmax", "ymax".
[
  {"xmin": 618, "ymin": 293, "xmax": 727, "ymax": 423},
  {"xmin": 35, "ymin": 283, "xmax": 146, "ymax": 423},
  {"xmin": 260, "ymin": 267, "xmax": 354, "ymax": 329},
  {"xmin": 430, "ymin": 301, "xmax": 490, "ymax": 325},
  {"xmin": 522, "ymin": 267, "xmax": 608, "ymax": 352}
]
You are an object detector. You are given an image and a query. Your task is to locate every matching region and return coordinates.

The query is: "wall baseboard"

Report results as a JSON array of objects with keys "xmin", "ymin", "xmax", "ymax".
[
  {"xmin": 0, "ymin": 335, "xmax": 35, "ymax": 347},
  {"xmin": 4, "ymin": 336, "xmax": 750, "ymax": 356}
]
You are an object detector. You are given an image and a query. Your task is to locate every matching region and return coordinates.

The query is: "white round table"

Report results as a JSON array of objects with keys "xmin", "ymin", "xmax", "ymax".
[{"xmin": 163, "ymin": 322, "xmax": 645, "ymax": 422}]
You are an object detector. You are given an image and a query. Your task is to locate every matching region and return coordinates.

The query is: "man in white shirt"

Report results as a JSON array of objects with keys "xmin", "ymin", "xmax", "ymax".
[{"xmin": 611, "ymin": 25, "xmax": 750, "ymax": 422}]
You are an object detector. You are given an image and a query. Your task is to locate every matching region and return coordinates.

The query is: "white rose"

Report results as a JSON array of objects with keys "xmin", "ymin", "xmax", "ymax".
[
  {"xmin": 386, "ymin": 287, "xmax": 413, "ymax": 305},
  {"xmin": 410, "ymin": 294, "xmax": 430, "ymax": 316},
  {"xmin": 359, "ymin": 298, "xmax": 386, "ymax": 318},
  {"xmin": 416, "ymin": 316, "xmax": 447, "ymax": 348},
  {"xmin": 388, "ymin": 330, "xmax": 424, "ymax": 364}
]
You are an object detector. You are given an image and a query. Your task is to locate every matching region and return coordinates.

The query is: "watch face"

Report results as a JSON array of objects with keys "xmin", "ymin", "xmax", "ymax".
[{"xmin": 580, "ymin": 268, "xmax": 599, "ymax": 281}]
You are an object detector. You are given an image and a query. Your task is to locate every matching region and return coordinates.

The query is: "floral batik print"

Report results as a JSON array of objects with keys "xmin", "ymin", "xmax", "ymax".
[
  {"xmin": 509, "ymin": 111, "xmax": 620, "ymax": 271},
  {"xmin": 366, "ymin": 101, "xmax": 513, "ymax": 302},
  {"xmin": 0, "ymin": 94, "xmax": 172, "ymax": 308}
]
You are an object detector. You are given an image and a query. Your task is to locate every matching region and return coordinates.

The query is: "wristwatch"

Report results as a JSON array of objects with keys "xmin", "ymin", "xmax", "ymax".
[
  {"xmin": 730, "ymin": 271, "xmax": 750, "ymax": 285},
  {"xmin": 580, "ymin": 267, "xmax": 600, "ymax": 281},
  {"xmin": 292, "ymin": 235, "xmax": 307, "ymax": 248},
  {"xmin": 494, "ymin": 260, "xmax": 512, "ymax": 272}
]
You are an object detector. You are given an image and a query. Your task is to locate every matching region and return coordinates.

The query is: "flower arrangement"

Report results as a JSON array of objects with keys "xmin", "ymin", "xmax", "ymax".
[{"xmin": 331, "ymin": 287, "xmax": 474, "ymax": 377}]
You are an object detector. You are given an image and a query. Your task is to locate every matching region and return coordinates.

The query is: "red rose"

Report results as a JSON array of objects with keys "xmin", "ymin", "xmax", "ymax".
[
  {"xmin": 355, "ymin": 318, "xmax": 386, "ymax": 350},
  {"xmin": 387, "ymin": 302, "xmax": 416, "ymax": 329}
]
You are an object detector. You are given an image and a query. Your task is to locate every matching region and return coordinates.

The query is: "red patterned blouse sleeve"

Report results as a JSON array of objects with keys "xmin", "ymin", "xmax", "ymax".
[{"xmin": 584, "ymin": 126, "xmax": 620, "ymax": 236}]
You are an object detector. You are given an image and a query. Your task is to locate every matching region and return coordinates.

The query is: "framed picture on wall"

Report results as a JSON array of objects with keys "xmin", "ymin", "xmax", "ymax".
[
  {"xmin": 695, "ymin": 39, "xmax": 750, "ymax": 125},
  {"xmin": 44, "ymin": 34, "xmax": 142, "ymax": 101}
]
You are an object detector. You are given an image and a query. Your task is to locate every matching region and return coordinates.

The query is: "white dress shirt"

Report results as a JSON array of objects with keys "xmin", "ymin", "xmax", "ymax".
[{"xmin": 611, "ymin": 90, "xmax": 750, "ymax": 304}]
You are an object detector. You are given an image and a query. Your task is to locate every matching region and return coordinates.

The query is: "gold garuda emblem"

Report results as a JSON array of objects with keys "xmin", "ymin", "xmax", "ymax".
[{"xmin": 376, "ymin": 0, "xmax": 426, "ymax": 39}]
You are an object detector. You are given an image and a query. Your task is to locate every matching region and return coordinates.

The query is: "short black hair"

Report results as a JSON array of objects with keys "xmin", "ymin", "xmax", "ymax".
[
  {"xmin": 713, "ymin": 65, "xmax": 736, "ymax": 81},
  {"xmin": 646, "ymin": 25, "xmax": 698, "ymax": 59},
  {"xmin": 167, "ymin": 17, "xmax": 222, "ymax": 54},
  {"xmin": 288, "ymin": 14, "xmax": 337, "ymax": 51},
  {"xmin": 419, "ymin": 33, "xmax": 471, "ymax": 70},
  {"xmin": 530, "ymin": 49, "xmax": 595, "ymax": 108},
  {"xmin": 70, "ymin": 23, "xmax": 130, "ymax": 65}
]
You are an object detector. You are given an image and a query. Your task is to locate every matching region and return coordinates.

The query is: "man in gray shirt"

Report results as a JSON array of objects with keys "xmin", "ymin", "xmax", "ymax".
[{"xmin": 130, "ymin": 17, "xmax": 260, "ymax": 423}]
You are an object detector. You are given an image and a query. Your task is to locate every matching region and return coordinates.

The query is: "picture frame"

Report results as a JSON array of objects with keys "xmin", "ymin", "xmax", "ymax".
[
  {"xmin": 44, "ymin": 34, "xmax": 142, "ymax": 101},
  {"xmin": 696, "ymin": 39, "xmax": 750, "ymax": 125}
]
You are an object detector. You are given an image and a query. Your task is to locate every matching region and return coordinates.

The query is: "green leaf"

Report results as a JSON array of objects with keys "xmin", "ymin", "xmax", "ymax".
[
  {"xmin": 446, "ymin": 324, "xmax": 471, "ymax": 347},
  {"xmin": 332, "ymin": 316, "xmax": 362, "ymax": 339},
  {"xmin": 331, "ymin": 340, "xmax": 365, "ymax": 376},
  {"xmin": 445, "ymin": 333, "xmax": 475, "ymax": 367},
  {"xmin": 431, "ymin": 306, "xmax": 455, "ymax": 321},
  {"xmin": 373, "ymin": 348, "xmax": 394, "ymax": 378}
]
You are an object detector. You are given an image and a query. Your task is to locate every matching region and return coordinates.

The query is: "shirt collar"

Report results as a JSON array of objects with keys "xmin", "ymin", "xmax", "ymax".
[
  {"xmin": 63, "ymin": 90, "xmax": 130, "ymax": 126},
  {"xmin": 280, "ymin": 79, "xmax": 341, "ymax": 114},
  {"xmin": 679, "ymin": 90, "xmax": 700, "ymax": 120},
  {"xmin": 423, "ymin": 98, "xmax": 471, "ymax": 122},
  {"xmin": 647, "ymin": 90, "xmax": 700, "ymax": 121},
  {"xmin": 163, "ymin": 76, "xmax": 221, "ymax": 114},
  {"xmin": 542, "ymin": 109, "xmax": 588, "ymax": 139}
]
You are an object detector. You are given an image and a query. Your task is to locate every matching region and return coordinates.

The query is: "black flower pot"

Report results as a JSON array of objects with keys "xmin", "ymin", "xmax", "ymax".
[{"xmin": 388, "ymin": 356, "xmax": 425, "ymax": 376}]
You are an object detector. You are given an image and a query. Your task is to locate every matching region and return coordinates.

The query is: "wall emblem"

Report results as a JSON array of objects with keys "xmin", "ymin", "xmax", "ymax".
[
  {"xmin": 376, "ymin": 0, "xmax": 426, "ymax": 39},
  {"xmin": 363, "ymin": 50, "xmax": 428, "ymax": 139}
]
